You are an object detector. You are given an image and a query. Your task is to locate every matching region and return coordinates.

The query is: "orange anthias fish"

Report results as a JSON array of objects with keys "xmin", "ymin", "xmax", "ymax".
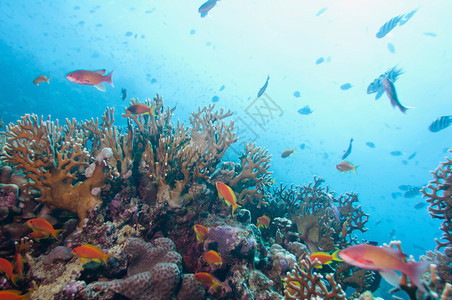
[
  {"xmin": 281, "ymin": 148, "xmax": 295, "ymax": 158},
  {"xmin": 66, "ymin": 69, "xmax": 114, "ymax": 92},
  {"xmin": 71, "ymin": 244, "xmax": 112, "ymax": 265},
  {"xmin": 0, "ymin": 257, "xmax": 19, "ymax": 286},
  {"xmin": 27, "ymin": 230, "xmax": 50, "ymax": 242},
  {"xmin": 336, "ymin": 161, "xmax": 358, "ymax": 173},
  {"xmin": 193, "ymin": 224, "xmax": 209, "ymax": 244},
  {"xmin": 15, "ymin": 253, "xmax": 24, "ymax": 276},
  {"xmin": 26, "ymin": 218, "xmax": 62, "ymax": 240},
  {"xmin": 339, "ymin": 243, "xmax": 431, "ymax": 292},
  {"xmin": 216, "ymin": 182, "xmax": 241, "ymax": 217},
  {"xmin": 202, "ymin": 250, "xmax": 222, "ymax": 267},
  {"xmin": 125, "ymin": 103, "xmax": 157, "ymax": 117},
  {"xmin": 0, "ymin": 290, "xmax": 31, "ymax": 300},
  {"xmin": 257, "ymin": 216, "xmax": 271, "ymax": 229},
  {"xmin": 33, "ymin": 75, "xmax": 51, "ymax": 85},
  {"xmin": 194, "ymin": 272, "xmax": 223, "ymax": 291},
  {"xmin": 310, "ymin": 249, "xmax": 343, "ymax": 268}
]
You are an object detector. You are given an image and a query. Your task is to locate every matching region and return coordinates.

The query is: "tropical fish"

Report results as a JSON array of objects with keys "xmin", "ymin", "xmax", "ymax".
[
  {"xmin": 382, "ymin": 77, "xmax": 411, "ymax": 113},
  {"xmin": 315, "ymin": 57, "xmax": 324, "ymax": 64},
  {"xmin": 257, "ymin": 216, "xmax": 270, "ymax": 229},
  {"xmin": 376, "ymin": 15, "xmax": 404, "ymax": 38},
  {"xmin": 26, "ymin": 218, "xmax": 62, "ymax": 240},
  {"xmin": 33, "ymin": 75, "xmax": 51, "ymax": 85},
  {"xmin": 0, "ymin": 290, "xmax": 30, "ymax": 300},
  {"xmin": 315, "ymin": 7, "xmax": 328, "ymax": 16},
  {"xmin": 216, "ymin": 182, "xmax": 241, "ymax": 217},
  {"xmin": 202, "ymin": 250, "xmax": 222, "ymax": 266},
  {"xmin": 428, "ymin": 116, "xmax": 452, "ymax": 132},
  {"xmin": 387, "ymin": 43, "xmax": 395, "ymax": 54},
  {"xmin": 15, "ymin": 253, "xmax": 23, "ymax": 276},
  {"xmin": 390, "ymin": 151, "xmax": 403, "ymax": 156},
  {"xmin": 398, "ymin": 185, "xmax": 411, "ymax": 191},
  {"xmin": 339, "ymin": 243, "xmax": 430, "ymax": 292},
  {"xmin": 340, "ymin": 83, "xmax": 352, "ymax": 90},
  {"xmin": 336, "ymin": 161, "xmax": 358, "ymax": 173},
  {"xmin": 125, "ymin": 103, "xmax": 157, "ymax": 116},
  {"xmin": 310, "ymin": 250, "xmax": 343, "ymax": 268},
  {"xmin": 71, "ymin": 244, "xmax": 111, "ymax": 265},
  {"xmin": 219, "ymin": 85, "xmax": 225, "ymax": 91},
  {"xmin": 423, "ymin": 32, "xmax": 437, "ymax": 37},
  {"xmin": 293, "ymin": 91, "xmax": 301, "ymax": 98},
  {"xmin": 404, "ymin": 187, "xmax": 421, "ymax": 198},
  {"xmin": 391, "ymin": 192, "xmax": 402, "ymax": 199},
  {"xmin": 399, "ymin": 9, "xmax": 418, "ymax": 26},
  {"xmin": 66, "ymin": 69, "xmax": 114, "ymax": 92},
  {"xmin": 339, "ymin": 217, "xmax": 350, "ymax": 238},
  {"xmin": 121, "ymin": 88, "xmax": 127, "ymax": 101},
  {"xmin": 281, "ymin": 149, "xmax": 295, "ymax": 158},
  {"xmin": 211, "ymin": 95, "xmax": 219, "ymax": 103},
  {"xmin": 297, "ymin": 105, "xmax": 312, "ymax": 115},
  {"xmin": 193, "ymin": 224, "xmax": 209, "ymax": 244},
  {"xmin": 408, "ymin": 152, "xmax": 417, "ymax": 160},
  {"xmin": 341, "ymin": 138, "xmax": 353, "ymax": 160},
  {"xmin": 257, "ymin": 75, "xmax": 270, "ymax": 97},
  {"xmin": 0, "ymin": 257, "xmax": 19, "ymax": 286},
  {"xmin": 366, "ymin": 142, "xmax": 375, "ymax": 148},
  {"xmin": 367, "ymin": 67, "xmax": 403, "ymax": 100},
  {"xmin": 414, "ymin": 202, "xmax": 427, "ymax": 210},
  {"xmin": 198, "ymin": 0, "xmax": 217, "ymax": 18},
  {"xmin": 27, "ymin": 230, "xmax": 50, "ymax": 242},
  {"xmin": 194, "ymin": 272, "xmax": 223, "ymax": 291}
]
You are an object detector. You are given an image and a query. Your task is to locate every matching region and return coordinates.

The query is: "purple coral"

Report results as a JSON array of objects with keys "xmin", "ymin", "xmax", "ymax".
[{"xmin": 44, "ymin": 246, "xmax": 73, "ymax": 265}]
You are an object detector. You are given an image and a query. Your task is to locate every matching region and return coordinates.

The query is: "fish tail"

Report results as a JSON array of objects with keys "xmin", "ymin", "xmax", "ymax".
[
  {"xmin": 212, "ymin": 281, "xmax": 223, "ymax": 292},
  {"xmin": 52, "ymin": 229, "xmax": 64, "ymax": 240},
  {"xmin": 231, "ymin": 203, "xmax": 241, "ymax": 217},
  {"xmin": 403, "ymin": 261, "xmax": 431, "ymax": 293},
  {"xmin": 46, "ymin": 77, "xmax": 51, "ymax": 84},
  {"xmin": 352, "ymin": 165, "xmax": 359, "ymax": 173},
  {"xmin": 11, "ymin": 273, "xmax": 20, "ymax": 286},
  {"xmin": 150, "ymin": 105, "xmax": 157, "ymax": 117},
  {"xmin": 332, "ymin": 249, "xmax": 343, "ymax": 262},
  {"xmin": 400, "ymin": 105, "xmax": 414, "ymax": 114},
  {"xmin": 102, "ymin": 254, "xmax": 113, "ymax": 265},
  {"xmin": 105, "ymin": 70, "xmax": 114, "ymax": 87}
]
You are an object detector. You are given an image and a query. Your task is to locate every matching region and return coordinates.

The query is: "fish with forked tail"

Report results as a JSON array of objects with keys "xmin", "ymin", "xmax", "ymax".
[{"xmin": 382, "ymin": 78, "xmax": 412, "ymax": 113}]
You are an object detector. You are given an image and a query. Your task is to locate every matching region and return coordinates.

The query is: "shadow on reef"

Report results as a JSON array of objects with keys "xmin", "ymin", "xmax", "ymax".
[{"xmin": 0, "ymin": 95, "xmax": 450, "ymax": 299}]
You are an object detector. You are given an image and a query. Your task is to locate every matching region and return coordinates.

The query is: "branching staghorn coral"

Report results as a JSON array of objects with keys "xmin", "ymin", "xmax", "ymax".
[
  {"xmin": 2, "ymin": 114, "xmax": 114, "ymax": 225},
  {"xmin": 422, "ymin": 150, "xmax": 452, "ymax": 250},
  {"xmin": 229, "ymin": 142, "xmax": 272, "ymax": 208},
  {"xmin": 283, "ymin": 252, "xmax": 345, "ymax": 300}
]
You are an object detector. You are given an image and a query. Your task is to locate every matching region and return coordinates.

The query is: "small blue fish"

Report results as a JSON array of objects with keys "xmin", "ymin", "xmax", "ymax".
[
  {"xmin": 211, "ymin": 95, "xmax": 219, "ymax": 103},
  {"xmin": 298, "ymin": 105, "xmax": 312, "ymax": 115},
  {"xmin": 366, "ymin": 142, "xmax": 375, "ymax": 148},
  {"xmin": 390, "ymin": 151, "xmax": 403, "ymax": 156},
  {"xmin": 198, "ymin": 0, "xmax": 217, "ymax": 18},
  {"xmin": 316, "ymin": 7, "xmax": 328, "ymax": 16},
  {"xmin": 293, "ymin": 91, "xmax": 301, "ymax": 98},
  {"xmin": 404, "ymin": 187, "xmax": 421, "ymax": 198},
  {"xmin": 219, "ymin": 85, "xmax": 225, "ymax": 91},
  {"xmin": 391, "ymin": 192, "xmax": 402, "ymax": 199},
  {"xmin": 340, "ymin": 83, "xmax": 352, "ymax": 90},
  {"xmin": 423, "ymin": 32, "xmax": 437, "ymax": 37},
  {"xmin": 408, "ymin": 152, "xmax": 416, "ymax": 160},
  {"xmin": 315, "ymin": 57, "xmax": 324, "ymax": 65},
  {"xmin": 376, "ymin": 15, "xmax": 404, "ymax": 38},
  {"xmin": 341, "ymin": 138, "xmax": 353, "ymax": 160},
  {"xmin": 428, "ymin": 116, "xmax": 452, "ymax": 132},
  {"xmin": 257, "ymin": 75, "xmax": 269, "ymax": 97},
  {"xmin": 387, "ymin": 43, "xmax": 395, "ymax": 54}
]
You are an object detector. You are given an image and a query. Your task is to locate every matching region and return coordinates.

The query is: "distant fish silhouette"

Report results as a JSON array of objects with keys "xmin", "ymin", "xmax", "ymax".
[
  {"xmin": 315, "ymin": 57, "xmax": 324, "ymax": 65},
  {"xmin": 376, "ymin": 15, "xmax": 404, "ymax": 38},
  {"xmin": 399, "ymin": 9, "xmax": 418, "ymax": 26},
  {"xmin": 428, "ymin": 116, "xmax": 452, "ymax": 132},
  {"xmin": 340, "ymin": 83, "xmax": 353, "ymax": 90},
  {"xmin": 423, "ymin": 32, "xmax": 437, "ymax": 37},
  {"xmin": 198, "ymin": 0, "xmax": 217, "ymax": 18},
  {"xmin": 341, "ymin": 138, "xmax": 353, "ymax": 160},
  {"xmin": 367, "ymin": 66, "xmax": 403, "ymax": 100},
  {"xmin": 414, "ymin": 202, "xmax": 427, "ymax": 210},
  {"xmin": 257, "ymin": 75, "xmax": 269, "ymax": 97},
  {"xmin": 298, "ymin": 105, "xmax": 312, "ymax": 115},
  {"xmin": 316, "ymin": 7, "xmax": 328, "ymax": 16},
  {"xmin": 404, "ymin": 186, "xmax": 421, "ymax": 198},
  {"xmin": 387, "ymin": 43, "xmax": 395, "ymax": 54},
  {"xmin": 121, "ymin": 88, "xmax": 127, "ymax": 101},
  {"xmin": 366, "ymin": 142, "xmax": 375, "ymax": 148},
  {"xmin": 390, "ymin": 151, "xmax": 403, "ymax": 156}
]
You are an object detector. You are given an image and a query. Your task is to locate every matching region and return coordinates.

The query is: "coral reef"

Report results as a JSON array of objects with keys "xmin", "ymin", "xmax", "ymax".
[{"xmin": 422, "ymin": 149, "xmax": 452, "ymax": 250}]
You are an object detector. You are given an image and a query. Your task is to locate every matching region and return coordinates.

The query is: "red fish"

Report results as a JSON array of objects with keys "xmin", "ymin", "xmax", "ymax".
[
  {"xmin": 66, "ymin": 69, "xmax": 114, "ymax": 92},
  {"xmin": 194, "ymin": 272, "xmax": 223, "ymax": 291},
  {"xmin": 15, "ymin": 253, "xmax": 24, "ymax": 276},
  {"xmin": 339, "ymin": 243, "xmax": 430, "ymax": 292},
  {"xmin": 125, "ymin": 103, "xmax": 157, "ymax": 117},
  {"xmin": 309, "ymin": 249, "xmax": 343, "ymax": 268},
  {"xmin": 215, "ymin": 182, "xmax": 241, "ymax": 217},
  {"xmin": 0, "ymin": 257, "xmax": 19, "ymax": 286},
  {"xmin": 257, "ymin": 216, "xmax": 270, "ymax": 229},
  {"xmin": 27, "ymin": 231, "xmax": 50, "ymax": 242},
  {"xmin": 71, "ymin": 244, "xmax": 112, "ymax": 265},
  {"xmin": 26, "ymin": 218, "xmax": 62, "ymax": 240},
  {"xmin": 202, "ymin": 250, "xmax": 222, "ymax": 267},
  {"xmin": 0, "ymin": 290, "xmax": 31, "ymax": 300},
  {"xmin": 33, "ymin": 75, "xmax": 51, "ymax": 85},
  {"xmin": 336, "ymin": 161, "xmax": 358, "ymax": 173},
  {"xmin": 193, "ymin": 225, "xmax": 209, "ymax": 244}
]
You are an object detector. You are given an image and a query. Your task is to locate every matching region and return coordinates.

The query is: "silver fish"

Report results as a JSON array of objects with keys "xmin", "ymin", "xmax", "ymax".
[
  {"xmin": 428, "ymin": 116, "xmax": 452, "ymax": 132},
  {"xmin": 376, "ymin": 15, "xmax": 404, "ymax": 38},
  {"xmin": 367, "ymin": 67, "xmax": 403, "ymax": 100},
  {"xmin": 382, "ymin": 77, "xmax": 411, "ymax": 113},
  {"xmin": 257, "ymin": 75, "xmax": 269, "ymax": 97}
]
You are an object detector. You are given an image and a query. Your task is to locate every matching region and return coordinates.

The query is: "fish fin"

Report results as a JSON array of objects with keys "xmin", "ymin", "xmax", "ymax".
[
  {"xmin": 94, "ymin": 69, "xmax": 107, "ymax": 75},
  {"xmin": 379, "ymin": 269, "xmax": 402, "ymax": 289},
  {"xmin": 375, "ymin": 90, "xmax": 384, "ymax": 100},
  {"xmin": 81, "ymin": 258, "xmax": 87, "ymax": 264},
  {"xmin": 314, "ymin": 265, "xmax": 322, "ymax": 269},
  {"xmin": 11, "ymin": 274, "xmax": 20, "ymax": 286},
  {"xmin": 52, "ymin": 229, "xmax": 64, "ymax": 240},
  {"xmin": 352, "ymin": 165, "xmax": 359, "ymax": 173},
  {"xmin": 94, "ymin": 83, "xmax": 106, "ymax": 92},
  {"xmin": 200, "ymin": 12, "xmax": 208, "ymax": 17},
  {"xmin": 102, "ymin": 254, "xmax": 113, "ymax": 265},
  {"xmin": 212, "ymin": 281, "xmax": 223, "ymax": 292},
  {"xmin": 403, "ymin": 261, "xmax": 431, "ymax": 293},
  {"xmin": 105, "ymin": 70, "xmax": 114, "ymax": 87},
  {"xmin": 332, "ymin": 249, "xmax": 343, "ymax": 262},
  {"xmin": 46, "ymin": 77, "xmax": 51, "ymax": 83},
  {"xmin": 150, "ymin": 105, "xmax": 157, "ymax": 117},
  {"xmin": 93, "ymin": 258, "xmax": 102, "ymax": 264},
  {"xmin": 399, "ymin": 106, "xmax": 414, "ymax": 114}
]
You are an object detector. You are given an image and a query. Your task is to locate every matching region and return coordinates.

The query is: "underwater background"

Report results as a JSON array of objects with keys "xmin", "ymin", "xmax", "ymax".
[{"xmin": 0, "ymin": 0, "xmax": 451, "ymax": 299}]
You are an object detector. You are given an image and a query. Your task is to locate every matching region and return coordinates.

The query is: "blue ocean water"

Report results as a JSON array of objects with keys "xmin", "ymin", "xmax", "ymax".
[{"xmin": 0, "ymin": 0, "xmax": 451, "ymax": 297}]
